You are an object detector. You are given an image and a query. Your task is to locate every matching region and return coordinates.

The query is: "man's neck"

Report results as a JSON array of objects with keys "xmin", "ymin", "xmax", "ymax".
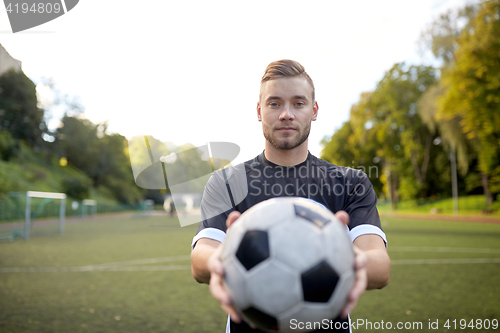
[{"xmin": 263, "ymin": 141, "xmax": 309, "ymax": 166}]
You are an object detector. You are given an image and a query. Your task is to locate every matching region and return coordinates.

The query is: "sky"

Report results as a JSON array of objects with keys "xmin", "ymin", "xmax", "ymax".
[{"xmin": 0, "ymin": 0, "xmax": 470, "ymax": 165}]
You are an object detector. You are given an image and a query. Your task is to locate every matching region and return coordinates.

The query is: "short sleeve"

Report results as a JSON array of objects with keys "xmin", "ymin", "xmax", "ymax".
[
  {"xmin": 343, "ymin": 171, "xmax": 387, "ymax": 245},
  {"xmin": 192, "ymin": 171, "xmax": 235, "ymax": 248}
]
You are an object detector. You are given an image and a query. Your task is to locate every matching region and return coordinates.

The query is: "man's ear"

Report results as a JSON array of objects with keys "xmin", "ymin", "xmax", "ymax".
[
  {"xmin": 257, "ymin": 102, "xmax": 262, "ymax": 121},
  {"xmin": 312, "ymin": 102, "xmax": 319, "ymax": 121}
]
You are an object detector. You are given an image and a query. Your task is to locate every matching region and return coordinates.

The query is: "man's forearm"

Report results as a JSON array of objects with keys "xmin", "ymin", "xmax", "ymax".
[
  {"xmin": 191, "ymin": 239, "xmax": 220, "ymax": 284},
  {"xmin": 353, "ymin": 234, "xmax": 390, "ymax": 290},
  {"xmin": 364, "ymin": 248, "xmax": 390, "ymax": 290}
]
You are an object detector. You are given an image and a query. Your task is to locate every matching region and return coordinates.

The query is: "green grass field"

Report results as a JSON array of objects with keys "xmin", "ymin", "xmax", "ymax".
[
  {"xmin": 0, "ymin": 214, "xmax": 499, "ymax": 332},
  {"xmin": 377, "ymin": 195, "xmax": 500, "ymax": 216}
]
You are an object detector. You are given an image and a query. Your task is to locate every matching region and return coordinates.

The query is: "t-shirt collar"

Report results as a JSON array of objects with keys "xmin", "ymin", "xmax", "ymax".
[{"xmin": 259, "ymin": 150, "xmax": 312, "ymax": 168}]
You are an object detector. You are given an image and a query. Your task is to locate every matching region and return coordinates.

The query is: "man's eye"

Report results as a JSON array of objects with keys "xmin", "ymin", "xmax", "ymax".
[
  {"xmin": 296, "ymin": 102, "xmax": 305, "ymax": 107},
  {"xmin": 269, "ymin": 102, "xmax": 279, "ymax": 107}
]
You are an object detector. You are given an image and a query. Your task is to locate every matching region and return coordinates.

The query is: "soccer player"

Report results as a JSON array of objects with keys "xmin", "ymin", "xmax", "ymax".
[{"xmin": 190, "ymin": 60, "xmax": 390, "ymax": 332}]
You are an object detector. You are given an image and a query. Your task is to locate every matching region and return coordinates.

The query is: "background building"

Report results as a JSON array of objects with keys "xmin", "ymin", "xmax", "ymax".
[{"xmin": 0, "ymin": 43, "xmax": 22, "ymax": 75}]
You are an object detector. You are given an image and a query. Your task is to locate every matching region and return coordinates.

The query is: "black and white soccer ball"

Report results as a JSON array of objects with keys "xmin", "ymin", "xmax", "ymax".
[{"xmin": 221, "ymin": 197, "xmax": 355, "ymax": 332}]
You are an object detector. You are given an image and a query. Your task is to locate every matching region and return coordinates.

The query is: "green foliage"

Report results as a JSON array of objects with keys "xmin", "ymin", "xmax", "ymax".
[
  {"xmin": 321, "ymin": 62, "xmax": 445, "ymax": 202},
  {"xmin": 61, "ymin": 177, "xmax": 91, "ymax": 201},
  {"xmin": 368, "ymin": 64, "xmax": 437, "ymax": 175},
  {"xmin": 0, "ymin": 157, "xmax": 54, "ymax": 201},
  {"xmin": 321, "ymin": 96, "xmax": 384, "ymax": 197},
  {"xmin": 127, "ymin": 135, "xmax": 170, "ymax": 176},
  {"xmin": 0, "ymin": 161, "xmax": 19, "ymax": 201},
  {"xmin": 438, "ymin": 0, "xmax": 500, "ymax": 205},
  {"xmin": 321, "ymin": 121, "xmax": 356, "ymax": 166},
  {"xmin": 0, "ymin": 130, "xmax": 19, "ymax": 161},
  {"xmin": 170, "ymin": 143, "xmax": 214, "ymax": 193},
  {"xmin": 55, "ymin": 116, "xmax": 101, "ymax": 181},
  {"xmin": 321, "ymin": 0, "xmax": 500, "ymax": 210},
  {"xmin": 0, "ymin": 67, "xmax": 179, "ymax": 207},
  {"xmin": 465, "ymin": 170, "xmax": 483, "ymax": 193},
  {"xmin": 321, "ymin": 60, "xmax": 481, "ymax": 205},
  {"xmin": 55, "ymin": 116, "xmax": 143, "ymax": 205},
  {"xmin": 128, "ymin": 136, "xmax": 218, "ymax": 195},
  {"xmin": 0, "ymin": 147, "xmax": 90, "ymax": 198},
  {"xmin": 0, "ymin": 69, "xmax": 47, "ymax": 147},
  {"xmin": 419, "ymin": 3, "xmax": 478, "ymax": 68},
  {"xmin": 398, "ymin": 175, "xmax": 420, "ymax": 200},
  {"xmin": 418, "ymin": 84, "xmax": 471, "ymax": 176}
]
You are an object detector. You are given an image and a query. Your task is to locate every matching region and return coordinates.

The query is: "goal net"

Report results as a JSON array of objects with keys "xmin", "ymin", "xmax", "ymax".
[{"xmin": 24, "ymin": 191, "xmax": 66, "ymax": 241}]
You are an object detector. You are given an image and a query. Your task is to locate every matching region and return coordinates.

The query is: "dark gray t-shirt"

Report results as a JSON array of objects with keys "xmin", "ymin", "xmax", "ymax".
[
  {"xmin": 192, "ymin": 152, "xmax": 387, "ymax": 333},
  {"xmin": 193, "ymin": 152, "xmax": 386, "ymax": 247}
]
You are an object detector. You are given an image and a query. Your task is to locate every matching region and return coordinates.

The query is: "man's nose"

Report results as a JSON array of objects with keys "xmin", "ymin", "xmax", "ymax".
[{"xmin": 279, "ymin": 104, "xmax": 295, "ymax": 120}]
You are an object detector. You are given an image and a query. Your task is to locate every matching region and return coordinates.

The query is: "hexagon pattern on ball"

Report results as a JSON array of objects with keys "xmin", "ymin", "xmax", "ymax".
[
  {"xmin": 293, "ymin": 203, "xmax": 331, "ymax": 228},
  {"xmin": 221, "ymin": 220, "xmax": 246, "ymax": 262},
  {"xmin": 278, "ymin": 303, "xmax": 343, "ymax": 333},
  {"xmin": 242, "ymin": 306, "xmax": 279, "ymax": 331},
  {"xmin": 239, "ymin": 198, "xmax": 292, "ymax": 231},
  {"xmin": 301, "ymin": 260, "xmax": 339, "ymax": 303},
  {"xmin": 271, "ymin": 219, "xmax": 325, "ymax": 272},
  {"xmin": 278, "ymin": 270, "xmax": 355, "ymax": 331},
  {"xmin": 326, "ymin": 270, "xmax": 356, "ymax": 318},
  {"xmin": 323, "ymin": 221, "xmax": 355, "ymax": 275},
  {"xmin": 222, "ymin": 257, "xmax": 251, "ymax": 311},
  {"xmin": 246, "ymin": 260, "xmax": 302, "ymax": 316},
  {"xmin": 236, "ymin": 230, "xmax": 270, "ymax": 270}
]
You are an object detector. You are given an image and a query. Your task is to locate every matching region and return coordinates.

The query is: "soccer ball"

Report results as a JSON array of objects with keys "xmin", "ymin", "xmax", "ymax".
[{"xmin": 221, "ymin": 197, "xmax": 355, "ymax": 332}]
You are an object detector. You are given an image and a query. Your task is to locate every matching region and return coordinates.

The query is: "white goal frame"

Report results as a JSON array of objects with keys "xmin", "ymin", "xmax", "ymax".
[
  {"xmin": 82, "ymin": 199, "xmax": 97, "ymax": 217},
  {"xmin": 25, "ymin": 191, "xmax": 66, "ymax": 241}
]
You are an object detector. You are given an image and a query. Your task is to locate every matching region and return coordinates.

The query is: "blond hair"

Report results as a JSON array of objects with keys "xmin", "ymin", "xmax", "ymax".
[{"xmin": 260, "ymin": 59, "xmax": 315, "ymax": 101}]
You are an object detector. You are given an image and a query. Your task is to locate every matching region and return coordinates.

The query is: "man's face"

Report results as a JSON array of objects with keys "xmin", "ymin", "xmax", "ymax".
[{"xmin": 257, "ymin": 77, "xmax": 318, "ymax": 150}]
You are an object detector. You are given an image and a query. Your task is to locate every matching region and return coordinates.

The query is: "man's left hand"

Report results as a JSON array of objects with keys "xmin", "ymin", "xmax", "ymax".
[{"xmin": 334, "ymin": 210, "xmax": 369, "ymax": 319}]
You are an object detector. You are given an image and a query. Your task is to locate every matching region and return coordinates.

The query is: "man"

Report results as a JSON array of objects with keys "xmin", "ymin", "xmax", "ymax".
[{"xmin": 191, "ymin": 60, "xmax": 390, "ymax": 332}]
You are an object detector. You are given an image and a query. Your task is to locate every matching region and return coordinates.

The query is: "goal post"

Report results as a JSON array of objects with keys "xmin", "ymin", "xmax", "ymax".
[
  {"xmin": 82, "ymin": 199, "xmax": 97, "ymax": 217},
  {"xmin": 25, "ymin": 191, "xmax": 66, "ymax": 241}
]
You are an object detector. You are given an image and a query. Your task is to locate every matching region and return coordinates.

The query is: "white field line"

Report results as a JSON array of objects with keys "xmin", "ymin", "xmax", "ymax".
[
  {"xmin": 1, "ymin": 256, "xmax": 500, "ymax": 273},
  {"xmin": 390, "ymin": 246, "xmax": 500, "ymax": 254},
  {"xmin": 81, "ymin": 255, "xmax": 191, "ymax": 268},
  {"xmin": 0, "ymin": 265, "xmax": 191, "ymax": 273},
  {"xmin": 392, "ymin": 258, "xmax": 500, "ymax": 265},
  {"xmin": 0, "ymin": 255, "xmax": 192, "ymax": 273}
]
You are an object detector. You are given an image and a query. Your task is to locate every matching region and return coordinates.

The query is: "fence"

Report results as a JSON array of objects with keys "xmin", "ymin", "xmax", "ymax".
[{"xmin": 0, "ymin": 192, "xmax": 141, "ymax": 222}]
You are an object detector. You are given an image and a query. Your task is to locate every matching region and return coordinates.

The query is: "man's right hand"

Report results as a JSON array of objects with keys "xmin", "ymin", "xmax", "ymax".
[{"xmin": 207, "ymin": 211, "xmax": 242, "ymax": 323}]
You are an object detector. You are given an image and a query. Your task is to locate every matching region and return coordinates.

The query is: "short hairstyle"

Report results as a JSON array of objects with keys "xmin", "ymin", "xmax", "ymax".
[{"xmin": 260, "ymin": 59, "xmax": 315, "ymax": 102}]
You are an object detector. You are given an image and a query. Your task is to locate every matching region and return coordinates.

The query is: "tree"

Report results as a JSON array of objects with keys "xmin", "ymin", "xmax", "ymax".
[
  {"xmin": 98, "ymin": 132, "xmax": 144, "ymax": 204},
  {"xmin": 0, "ymin": 130, "xmax": 19, "ymax": 161},
  {"xmin": 321, "ymin": 121, "xmax": 357, "ymax": 168},
  {"xmin": 56, "ymin": 115, "xmax": 143, "ymax": 204},
  {"xmin": 127, "ymin": 135, "xmax": 171, "ymax": 203},
  {"xmin": 0, "ymin": 69, "xmax": 47, "ymax": 147},
  {"xmin": 418, "ymin": 1, "xmax": 482, "ymax": 211},
  {"xmin": 322, "ymin": 64, "xmax": 441, "ymax": 208},
  {"xmin": 438, "ymin": 0, "xmax": 500, "ymax": 206},
  {"xmin": 419, "ymin": 84, "xmax": 471, "ymax": 175},
  {"xmin": 36, "ymin": 77, "xmax": 85, "ymax": 142},
  {"xmin": 367, "ymin": 64, "xmax": 438, "ymax": 202},
  {"xmin": 420, "ymin": 4, "xmax": 477, "ymax": 69},
  {"xmin": 56, "ymin": 115, "xmax": 101, "ymax": 181},
  {"xmin": 321, "ymin": 93, "xmax": 384, "ymax": 198}
]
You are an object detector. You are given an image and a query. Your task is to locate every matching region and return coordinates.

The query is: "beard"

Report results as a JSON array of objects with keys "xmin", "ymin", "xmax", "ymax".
[{"xmin": 263, "ymin": 122, "xmax": 311, "ymax": 150}]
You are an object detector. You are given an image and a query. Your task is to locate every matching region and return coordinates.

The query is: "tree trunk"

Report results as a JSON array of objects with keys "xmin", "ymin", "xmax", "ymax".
[
  {"xmin": 481, "ymin": 172, "xmax": 493, "ymax": 207},
  {"xmin": 420, "ymin": 135, "xmax": 432, "ymax": 192},
  {"xmin": 390, "ymin": 172, "xmax": 398, "ymax": 211},
  {"xmin": 410, "ymin": 134, "xmax": 432, "ymax": 198}
]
